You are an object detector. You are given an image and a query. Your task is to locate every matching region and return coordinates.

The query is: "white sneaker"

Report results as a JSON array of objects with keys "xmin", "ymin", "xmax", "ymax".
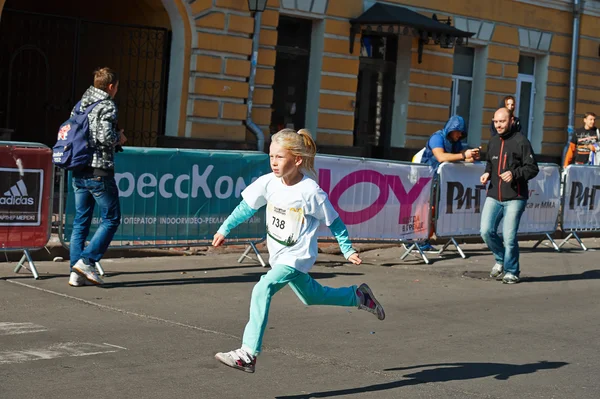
[
  {"xmin": 490, "ymin": 263, "xmax": 504, "ymax": 279},
  {"xmin": 68, "ymin": 271, "xmax": 93, "ymax": 287},
  {"xmin": 502, "ymin": 272, "xmax": 520, "ymax": 284},
  {"xmin": 72, "ymin": 259, "xmax": 104, "ymax": 285},
  {"xmin": 215, "ymin": 348, "xmax": 256, "ymax": 373}
]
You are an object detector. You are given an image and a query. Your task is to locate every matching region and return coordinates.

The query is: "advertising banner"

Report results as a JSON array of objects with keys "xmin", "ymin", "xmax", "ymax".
[
  {"xmin": 0, "ymin": 168, "xmax": 44, "ymax": 226},
  {"xmin": 315, "ymin": 155, "xmax": 433, "ymax": 241},
  {"xmin": 436, "ymin": 162, "xmax": 561, "ymax": 237},
  {"xmin": 0, "ymin": 143, "xmax": 53, "ymax": 250},
  {"xmin": 521, "ymin": 164, "xmax": 561, "ymax": 234},
  {"xmin": 436, "ymin": 162, "xmax": 487, "ymax": 237},
  {"xmin": 562, "ymin": 165, "xmax": 600, "ymax": 231},
  {"xmin": 64, "ymin": 148, "xmax": 270, "ymax": 242}
]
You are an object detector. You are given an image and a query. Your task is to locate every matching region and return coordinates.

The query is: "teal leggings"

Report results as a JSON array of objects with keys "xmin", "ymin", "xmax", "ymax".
[{"xmin": 241, "ymin": 265, "xmax": 358, "ymax": 356}]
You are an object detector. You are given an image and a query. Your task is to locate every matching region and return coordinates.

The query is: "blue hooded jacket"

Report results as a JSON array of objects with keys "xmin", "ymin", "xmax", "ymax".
[{"xmin": 420, "ymin": 116, "xmax": 467, "ymax": 172}]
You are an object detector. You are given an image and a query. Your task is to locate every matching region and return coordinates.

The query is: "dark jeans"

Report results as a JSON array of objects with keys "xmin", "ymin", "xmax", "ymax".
[{"xmin": 70, "ymin": 175, "xmax": 121, "ymax": 267}]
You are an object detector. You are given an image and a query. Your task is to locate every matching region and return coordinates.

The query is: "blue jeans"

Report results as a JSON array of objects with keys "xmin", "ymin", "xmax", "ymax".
[
  {"xmin": 480, "ymin": 197, "xmax": 527, "ymax": 276},
  {"xmin": 70, "ymin": 176, "xmax": 121, "ymax": 268}
]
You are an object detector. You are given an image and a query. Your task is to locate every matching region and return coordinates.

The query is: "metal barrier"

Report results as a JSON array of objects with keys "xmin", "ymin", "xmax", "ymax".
[
  {"xmin": 559, "ymin": 164, "xmax": 600, "ymax": 250},
  {"xmin": 238, "ymin": 154, "xmax": 436, "ymax": 264},
  {"xmin": 58, "ymin": 147, "xmax": 270, "ymax": 272},
  {"xmin": 433, "ymin": 162, "xmax": 562, "ymax": 258},
  {"xmin": 53, "ymin": 149, "xmax": 599, "ymax": 270},
  {"xmin": 314, "ymin": 155, "xmax": 435, "ymax": 264},
  {"xmin": 0, "ymin": 141, "xmax": 54, "ymax": 279}
]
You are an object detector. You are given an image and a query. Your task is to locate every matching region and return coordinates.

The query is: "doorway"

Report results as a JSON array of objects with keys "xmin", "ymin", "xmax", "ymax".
[{"xmin": 353, "ymin": 34, "xmax": 397, "ymax": 159}]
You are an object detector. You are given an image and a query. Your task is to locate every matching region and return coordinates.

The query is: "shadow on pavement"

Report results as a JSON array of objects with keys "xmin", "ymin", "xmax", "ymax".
[
  {"xmin": 277, "ymin": 361, "xmax": 567, "ymax": 398},
  {"xmin": 1, "ymin": 264, "xmax": 264, "ymax": 281},
  {"xmin": 108, "ymin": 264, "xmax": 260, "ymax": 277},
  {"xmin": 521, "ymin": 269, "xmax": 600, "ymax": 283},
  {"xmin": 100, "ymin": 271, "xmax": 364, "ymax": 289}
]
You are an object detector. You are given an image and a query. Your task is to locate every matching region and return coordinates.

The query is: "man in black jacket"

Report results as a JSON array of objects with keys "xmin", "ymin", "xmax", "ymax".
[{"xmin": 480, "ymin": 108, "xmax": 539, "ymax": 284}]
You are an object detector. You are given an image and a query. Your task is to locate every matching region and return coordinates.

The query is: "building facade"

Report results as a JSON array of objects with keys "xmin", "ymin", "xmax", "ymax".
[{"xmin": 1, "ymin": 0, "xmax": 599, "ymax": 162}]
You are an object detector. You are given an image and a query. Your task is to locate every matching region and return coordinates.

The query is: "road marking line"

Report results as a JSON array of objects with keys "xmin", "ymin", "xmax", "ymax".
[
  {"xmin": 0, "ymin": 322, "xmax": 48, "ymax": 336},
  {"xmin": 0, "ymin": 342, "xmax": 122, "ymax": 364},
  {"xmin": 5, "ymin": 280, "xmax": 239, "ymax": 340},
  {"xmin": 102, "ymin": 343, "xmax": 128, "ymax": 350}
]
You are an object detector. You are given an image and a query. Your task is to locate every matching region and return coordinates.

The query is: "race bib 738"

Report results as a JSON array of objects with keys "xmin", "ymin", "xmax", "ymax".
[{"xmin": 266, "ymin": 202, "xmax": 304, "ymax": 246}]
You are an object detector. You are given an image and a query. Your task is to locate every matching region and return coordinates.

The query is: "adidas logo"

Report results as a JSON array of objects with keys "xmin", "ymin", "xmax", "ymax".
[{"xmin": 1, "ymin": 180, "xmax": 34, "ymax": 205}]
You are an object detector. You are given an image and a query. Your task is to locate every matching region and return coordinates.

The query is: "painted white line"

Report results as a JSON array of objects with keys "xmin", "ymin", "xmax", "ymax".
[
  {"xmin": 6, "ymin": 280, "xmax": 239, "ymax": 340},
  {"xmin": 102, "ymin": 343, "xmax": 128, "ymax": 350},
  {"xmin": 0, "ymin": 322, "xmax": 48, "ymax": 336},
  {"xmin": 0, "ymin": 342, "xmax": 121, "ymax": 364}
]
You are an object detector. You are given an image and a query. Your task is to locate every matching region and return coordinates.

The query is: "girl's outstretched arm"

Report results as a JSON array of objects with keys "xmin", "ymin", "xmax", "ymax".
[
  {"xmin": 213, "ymin": 200, "xmax": 258, "ymax": 247},
  {"xmin": 328, "ymin": 217, "xmax": 361, "ymax": 264}
]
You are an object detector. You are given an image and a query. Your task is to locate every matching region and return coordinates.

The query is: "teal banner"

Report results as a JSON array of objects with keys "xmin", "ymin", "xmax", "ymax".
[{"xmin": 64, "ymin": 147, "xmax": 269, "ymax": 242}]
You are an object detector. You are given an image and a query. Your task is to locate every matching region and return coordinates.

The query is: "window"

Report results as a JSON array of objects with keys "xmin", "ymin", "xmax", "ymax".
[
  {"xmin": 516, "ymin": 55, "xmax": 536, "ymax": 140},
  {"xmin": 450, "ymin": 46, "xmax": 475, "ymax": 129}
]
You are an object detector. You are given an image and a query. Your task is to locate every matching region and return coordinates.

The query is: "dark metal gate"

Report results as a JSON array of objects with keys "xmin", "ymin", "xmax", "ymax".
[{"xmin": 0, "ymin": 9, "xmax": 170, "ymax": 147}]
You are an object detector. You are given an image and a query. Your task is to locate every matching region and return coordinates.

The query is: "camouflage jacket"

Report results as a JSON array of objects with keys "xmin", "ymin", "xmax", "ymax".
[{"xmin": 71, "ymin": 86, "xmax": 120, "ymax": 171}]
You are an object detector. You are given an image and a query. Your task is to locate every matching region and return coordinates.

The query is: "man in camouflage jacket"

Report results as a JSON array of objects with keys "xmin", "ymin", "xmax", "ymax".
[{"xmin": 69, "ymin": 67, "xmax": 127, "ymax": 287}]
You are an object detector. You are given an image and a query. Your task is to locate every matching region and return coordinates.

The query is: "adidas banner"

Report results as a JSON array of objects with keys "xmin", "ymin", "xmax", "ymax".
[{"xmin": 0, "ymin": 167, "xmax": 44, "ymax": 226}]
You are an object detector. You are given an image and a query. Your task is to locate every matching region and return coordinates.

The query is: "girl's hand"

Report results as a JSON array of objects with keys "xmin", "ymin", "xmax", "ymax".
[
  {"xmin": 348, "ymin": 253, "xmax": 362, "ymax": 265},
  {"xmin": 212, "ymin": 233, "xmax": 226, "ymax": 247}
]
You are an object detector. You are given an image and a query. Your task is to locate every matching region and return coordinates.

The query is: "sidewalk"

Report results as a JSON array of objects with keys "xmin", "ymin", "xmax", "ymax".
[
  {"xmin": 2, "ymin": 233, "xmax": 597, "ymax": 277},
  {"xmin": 2, "ymin": 230, "xmax": 596, "ymax": 264}
]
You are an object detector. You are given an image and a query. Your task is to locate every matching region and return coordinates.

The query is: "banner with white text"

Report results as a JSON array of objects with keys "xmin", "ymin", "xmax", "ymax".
[{"xmin": 64, "ymin": 148, "xmax": 270, "ymax": 241}]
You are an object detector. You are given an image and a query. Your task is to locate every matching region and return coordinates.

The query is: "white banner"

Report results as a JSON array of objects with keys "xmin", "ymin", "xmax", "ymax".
[
  {"xmin": 315, "ymin": 155, "xmax": 433, "ymax": 241},
  {"xmin": 562, "ymin": 165, "xmax": 600, "ymax": 231},
  {"xmin": 436, "ymin": 162, "xmax": 561, "ymax": 237},
  {"xmin": 436, "ymin": 162, "xmax": 487, "ymax": 237},
  {"xmin": 521, "ymin": 164, "xmax": 561, "ymax": 233}
]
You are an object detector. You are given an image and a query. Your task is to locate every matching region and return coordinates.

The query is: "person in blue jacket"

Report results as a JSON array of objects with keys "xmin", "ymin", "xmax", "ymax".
[{"xmin": 419, "ymin": 116, "xmax": 480, "ymax": 251}]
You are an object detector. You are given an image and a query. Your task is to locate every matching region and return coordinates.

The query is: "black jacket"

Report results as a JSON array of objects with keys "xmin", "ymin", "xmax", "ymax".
[{"xmin": 485, "ymin": 130, "xmax": 539, "ymax": 201}]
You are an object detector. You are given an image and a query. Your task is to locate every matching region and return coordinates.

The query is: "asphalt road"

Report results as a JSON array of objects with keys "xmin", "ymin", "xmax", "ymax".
[{"xmin": 1, "ymin": 239, "xmax": 599, "ymax": 398}]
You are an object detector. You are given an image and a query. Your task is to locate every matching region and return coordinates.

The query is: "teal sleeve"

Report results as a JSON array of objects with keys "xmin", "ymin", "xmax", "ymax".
[
  {"xmin": 217, "ymin": 200, "xmax": 258, "ymax": 237},
  {"xmin": 328, "ymin": 217, "xmax": 356, "ymax": 259}
]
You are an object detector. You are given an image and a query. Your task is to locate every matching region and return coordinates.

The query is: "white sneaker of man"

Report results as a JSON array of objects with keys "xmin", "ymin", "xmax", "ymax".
[
  {"xmin": 72, "ymin": 259, "xmax": 104, "ymax": 285},
  {"xmin": 489, "ymin": 263, "xmax": 504, "ymax": 279},
  {"xmin": 68, "ymin": 271, "xmax": 94, "ymax": 287}
]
